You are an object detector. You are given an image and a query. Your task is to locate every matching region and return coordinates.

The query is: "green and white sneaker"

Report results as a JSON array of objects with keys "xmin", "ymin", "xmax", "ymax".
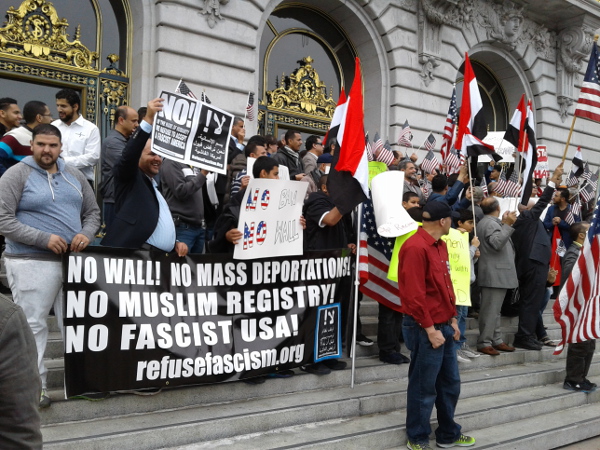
[
  {"xmin": 39, "ymin": 389, "xmax": 51, "ymax": 408},
  {"xmin": 407, "ymin": 441, "xmax": 432, "ymax": 450},
  {"xmin": 436, "ymin": 434, "xmax": 476, "ymax": 448}
]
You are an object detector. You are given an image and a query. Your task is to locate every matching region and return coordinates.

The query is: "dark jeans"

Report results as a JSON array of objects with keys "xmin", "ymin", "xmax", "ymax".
[
  {"xmin": 103, "ymin": 202, "xmax": 115, "ymax": 231},
  {"xmin": 377, "ymin": 303, "xmax": 402, "ymax": 355},
  {"xmin": 402, "ymin": 315, "xmax": 461, "ymax": 445},
  {"xmin": 535, "ymin": 287, "xmax": 552, "ymax": 340},
  {"xmin": 566, "ymin": 340, "xmax": 596, "ymax": 383},
  {"xmin": 175, "ymin": 222, "xmax": 206, "ymax": 254}
]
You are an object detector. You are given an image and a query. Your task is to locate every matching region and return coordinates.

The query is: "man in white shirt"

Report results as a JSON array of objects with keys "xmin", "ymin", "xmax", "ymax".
[{"xmin": 52, "ymin": 88, "xmax": 101, "ymax": 184}]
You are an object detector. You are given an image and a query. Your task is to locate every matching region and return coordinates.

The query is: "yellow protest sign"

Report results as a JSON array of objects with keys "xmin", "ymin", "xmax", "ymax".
[
  {"xmin": 442, "ymin": 228, "xmax": 472, "ymax": 306},
  {"xmin": 368, "ymin": 161, "xmax": 388, "ymax": 188},
  {"xmin": 387, "ymin": 224, "xmax": 420, "ymax": 282}
]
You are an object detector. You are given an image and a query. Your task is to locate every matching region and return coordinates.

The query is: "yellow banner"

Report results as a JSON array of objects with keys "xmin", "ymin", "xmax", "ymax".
[
  {"xmin": 442, "ymin": 228, "xmax": 472, "ymax": 307},
  {"xmin": 387, "ymin": 225, "xmax": 420, "ymax": 282},
  {"xmin": 368, "ymin": 161, "xmax": 388, "ymax": 188}
]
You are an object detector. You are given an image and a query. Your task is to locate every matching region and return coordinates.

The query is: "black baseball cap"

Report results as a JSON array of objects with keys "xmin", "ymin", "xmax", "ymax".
[{"xmin": 422, "ymin": 202, "xmax": 452, "ymax": 221}]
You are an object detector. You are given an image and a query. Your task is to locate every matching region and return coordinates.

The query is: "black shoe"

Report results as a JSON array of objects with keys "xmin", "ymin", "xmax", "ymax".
[
  {"xmin": 584, "ymin": 378, "xmax": 598, "ymax": 389},
  {"xmin": 379, "ymin": 352, "xmax": 410, "ymax": 364},
  {"xmin": 266, "ymin": 369, "xmax": 295, "ymax": 378},
  {"xmin": 564, "ymin": 379, "xmax": 597, "ymax": 393},
  {"xmin": 513, "ymin": 337, "xmax": 542, "ymax": 351},
  {"xmin": 322, "ymin": 359, "xmax": 347, "ymax": 370},
  {"xmin": 0, "ymin": 283, "xmax": 11, "ymax": 295},
  {"xmin": 356, "ymin": 334, "xmax": 374, "ymax": 347},
  {"xmin": 300, "ymin": 363, "xmax": 331, "ymax": 375}
]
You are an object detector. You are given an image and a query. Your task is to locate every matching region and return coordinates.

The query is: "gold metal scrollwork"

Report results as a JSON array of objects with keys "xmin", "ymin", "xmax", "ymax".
[
  {"xmin": 266, "ymin": 56, "xmax": 337, "ymax": 119},
  {"xmin": 0, "ymin": 0, "xmax": 99, "ymax": 70}
]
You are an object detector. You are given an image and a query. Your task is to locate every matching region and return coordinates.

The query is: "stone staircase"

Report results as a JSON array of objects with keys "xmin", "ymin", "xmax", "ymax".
[{"xmin": 2, "ymin": 260, "xmax": 600, "ymax": 450}]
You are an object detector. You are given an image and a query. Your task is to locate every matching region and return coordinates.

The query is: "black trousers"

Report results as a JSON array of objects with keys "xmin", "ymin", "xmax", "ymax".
[
  {"xmin": 515, "ymin": 261, "xmax": 547, "ymax": 341},
  {"xmin": 566, "ymin": 340, "xmax": 596, "ymax": 383},
  {"xmin": 377, "ymin": 303, "xmax": 403, "ymax": 355}
]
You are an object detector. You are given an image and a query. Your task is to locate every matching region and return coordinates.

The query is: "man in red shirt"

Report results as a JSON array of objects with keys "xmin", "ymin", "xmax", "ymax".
[{"xmin": 398, "ymin": 201, "xmax": 475, "ymax": 450}]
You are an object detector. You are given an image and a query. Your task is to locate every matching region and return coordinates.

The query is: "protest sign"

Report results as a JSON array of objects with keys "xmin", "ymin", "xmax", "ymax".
[
  {"xmin": 62, "ymin": 247, "xmax": 352, "ymax": 397},
  {"xmin": 534, "ymin": 146, "xmax": 549, "ymax": 179},
  {"xmin": 314, "ymin": 304, "xmax": 341, "ymax": 361},
  {"xmin": 368, "ymin": 161, "xmax": 388, "ymax": 186},
  {"xmin": 371, "ymin": 171, "xmax": 418, "ymax": 237},
  {"xmin": 151, "ymin": 91, "xmax": 233, "ymax": 174},
  {"xmin": 234, "ymin": 179, "xmax": 308, "ymax": 260},
  {"xmin": 442, "ymin": 228, "xmax": 472, "ymax": 306}
]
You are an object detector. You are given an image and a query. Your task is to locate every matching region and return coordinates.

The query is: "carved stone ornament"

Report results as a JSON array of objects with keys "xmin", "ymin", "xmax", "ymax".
[
  {"xmin": 477, "ymin": 1, "xmax": 524, "ymax": 50},
  {"xmin": 418, "ymin": 1, "xmax": 442, "ymax": 86},
  {"xmin": 556, "ymin": 27, "xmax": 594, "ymax": 122},
  {"xmin": 201, "ymin": 0, "xmax": 230, "ymax": 29},
  {"xmin": 421, "ymin": 0, "xmax": 476, "ymax": 29},
  {"xmin": 0, "ymin": 0, "xmax": 99, "ymax": 70},
  {"xmin": 266, "ymin": 56, "xmax": 337, "ymax": 118}
]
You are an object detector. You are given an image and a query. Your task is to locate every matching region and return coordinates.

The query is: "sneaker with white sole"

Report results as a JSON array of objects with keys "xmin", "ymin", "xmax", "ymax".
[
  {"xmin": 436, "ymin": 434, "xmax": 476, "ymax": 448},
  {"xmin": 39, "ymin": 389, "xmax": 51, "ymax": 408},
  {"xmin": 407, "ymin": 441, "xmax": 432, "ymax": 450},
  {"xmin": 460, "ymin": 343, "xmax": 480, "ymax": 358},
  {"xmin": 456, "ymin": 350, "xmax": 471, "ymax": 363}
]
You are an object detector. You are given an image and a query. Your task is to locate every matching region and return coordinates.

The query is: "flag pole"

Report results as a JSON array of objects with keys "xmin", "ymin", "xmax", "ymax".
[
  {"xmin": 243, "ymin": 91, "xmax": 250, "ymax": 129},
  {"xmin": 561, "ymin": 116, "xmax": 578, "ymax": 163},
  {"xmin": 467, "ymin": 157, "xmax": 477, "ymax": 237},
  {"xmin": 350, "ymin": 202, "xmax": 363, "ymax": 389}
]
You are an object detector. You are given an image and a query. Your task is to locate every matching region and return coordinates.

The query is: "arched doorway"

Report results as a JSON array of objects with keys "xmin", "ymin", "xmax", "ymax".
[{"xmin": 0, "ymin": 0, "xmax": 132, "ymax": 137}]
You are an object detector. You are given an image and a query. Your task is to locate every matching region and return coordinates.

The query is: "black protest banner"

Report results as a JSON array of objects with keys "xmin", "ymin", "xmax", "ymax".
[
  {"xmin": 153, "ymin": 91, "xmax": 197, "ymax": 159},
  {"xmin": 62, "ymin": 247, "xmax": 352, "ymax": 397},
  {"xmin": 190, "ymin": 102, "xmax": 233, "ymax": 174}
]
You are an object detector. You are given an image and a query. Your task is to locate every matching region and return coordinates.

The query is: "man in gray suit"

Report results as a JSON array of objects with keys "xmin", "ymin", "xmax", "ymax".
[{"xmin": 476, "ymin": 197, "xmax": 518, "ymax": 355}]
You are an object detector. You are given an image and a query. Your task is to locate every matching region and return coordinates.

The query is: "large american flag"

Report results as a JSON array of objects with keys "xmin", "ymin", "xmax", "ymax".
[
  {"xmin": 440, "ymin": 86, "xmax": 457, "ymax": 164},
  {"xmin": 175, "ymin": 80, "xmax": 197, "ymax": 99},
  {"xmin": 554, "ymin": 188, "xmax": 600, "ymax": 354},
  {"xmin": 358, "ymin": 199, "xmax": 402, "ymax": 311},
  {"xmin": 574, "ymin": 41, "xmax": 600, "ymax": 122},
  {"xmin": 397, "ymin": 120, "xmax": 413, "ymax": 147}
]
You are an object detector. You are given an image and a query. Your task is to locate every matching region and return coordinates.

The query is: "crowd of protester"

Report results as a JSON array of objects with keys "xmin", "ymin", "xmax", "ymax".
[{"xmin": 0, "ymin": 93, "xmax": 596, "ymax": 449}]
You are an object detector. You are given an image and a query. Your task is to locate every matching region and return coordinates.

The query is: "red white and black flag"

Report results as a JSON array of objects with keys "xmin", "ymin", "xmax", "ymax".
[
  {"xmin": 554, "ymin": 189, "xmax": 600, "ymax": 355},
  {"xmin": 503, "ymin": 96, "xmax": 538, "ymax": 204},
  {"xmin": 326, "ymin": 58, "xmax": 369, "ymax": 215},
  {"xmin": 566, "ymin": 147, "xmax": 585, "ymax": 187},
  {"xmin": 175, "ymin": 80, "xmax": 197, "ymax": 99},
  {"xmin": 455, "ymin": 53, "xmax": 496, "ymax": 162},
  {"xmin": 574, "ymin": 41, "xmax": 600, "ymax": 122},
  {"xmin": 323, "ymin": 88, "xmax": 346, "ymax": 149}
]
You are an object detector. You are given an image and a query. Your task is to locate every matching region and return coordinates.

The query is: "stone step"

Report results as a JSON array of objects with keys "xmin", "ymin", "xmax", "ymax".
[{"xmin": 58, "ymin": 359, "xmax": 598, "ymax": 450}]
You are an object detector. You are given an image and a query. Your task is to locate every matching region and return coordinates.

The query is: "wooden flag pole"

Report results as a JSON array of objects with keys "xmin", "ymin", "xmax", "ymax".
[{"xmin": 561, "ymin": 115, "xmax": 577, "ymax": 163}]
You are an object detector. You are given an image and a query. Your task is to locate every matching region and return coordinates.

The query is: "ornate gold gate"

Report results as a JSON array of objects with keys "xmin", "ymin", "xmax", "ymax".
[
  {"xmin": 0, "ymin": 0, "xmax": 130, "ymax": 137},
  {"xmin": 260, "ymin": 56, "xmax": 337, "ymax": 138}
]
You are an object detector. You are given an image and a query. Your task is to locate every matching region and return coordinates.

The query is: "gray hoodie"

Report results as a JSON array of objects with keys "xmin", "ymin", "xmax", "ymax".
[{"xmin": 0, "ymin": 156, "xmax": 100, "ymax": 258}]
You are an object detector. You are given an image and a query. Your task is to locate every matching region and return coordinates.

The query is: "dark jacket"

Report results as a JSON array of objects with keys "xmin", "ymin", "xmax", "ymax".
[
  {"xmin": 160, "ymin": 159, "xmax": 206, "ymax": 227},
  {"xmin": 512, "ymin": 185, "xmax": 554, "ymax": 275},
  {"xmin": 560, "ymin": 242, "xmax": 582, "ymax": 289},
  {"xmin": 207, "ymin": 188, "xmax": 246, "ymax": 254},
  {"xmin": 427, "ymin": 180, "xmax": 465, "ymax": 206},
  {"xmin": 272, "ymin": 147, "xmax": 305, "ymax": 180},
  {"xmin": 543, "ymin": 204, "xmax": 580, "ymax": 248},
  {"xmin": 0, "ymin": 297, "xmax": 42, "ymax": 449},
  {"xmin": 101, "ymin": 127, "xmax": 161, "ymax": 249},
  {"xmin": 99, "ymin": 129, "xmax": 128, "ymax": 203}
]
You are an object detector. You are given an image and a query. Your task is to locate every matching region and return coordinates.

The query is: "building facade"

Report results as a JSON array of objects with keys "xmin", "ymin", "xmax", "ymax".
[{"xmin": 1, "ymin": 0, "xmax": 600, "ymax": 168}]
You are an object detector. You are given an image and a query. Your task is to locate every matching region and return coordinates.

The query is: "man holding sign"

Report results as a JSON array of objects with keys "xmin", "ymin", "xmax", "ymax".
[{"xmin": 102, "ymin": 98, "xmax": 187, "ymax": 256}]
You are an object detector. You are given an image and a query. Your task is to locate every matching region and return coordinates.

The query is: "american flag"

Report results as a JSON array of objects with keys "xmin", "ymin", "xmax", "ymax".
[
  {"xmin": 397, "ymin": 120, "xmax": 413, "ymax": 147},
  {"xmin": 480, "ymin": 176, "xmax": 488, "ymax": 197},
  {"xmin": 566, "ymin": 172, "xmax": 580, "ymax": 188},
  {"xmin": 494, "ymin": 168, "xmax": 507, "ymax": 196},
  {"xmin": 565, "ymin": 209, "xmax": 576, "ymax": 226},
  {"xmin": 580, "ymin": 169, "xmax": 599, "ymax": 203},
  {"xmin": 201, "ymin": 91, "xmax": 211, "ymax": 104},
  {"xmin": 582, "ymin": 162, "xmax": 593, "ymax": 182},
  {"xmin": 445, "ymin": 148, "xmax": 461, "ymax": 175},
  {"xmin": 440, "ymin": 86, "xmax": 457, "ymax": 164},
  {"xmin": 503, "ymin": 169, "xmax": 522, "ymax": 198},
  {"xmin": 571, "ymin": 194, "xmax": 582, "ymax": 218},
  {"xmin": 424, "ymin": 133, "xmax": 436, "ymax": 151},
  {"xmin": 420, "ymin": 179, "xmax": 432, "ymax": 200},
  {"xmin": 376, "ymin": 140, "xmax": 395, "ymax": 166},
  {"xmin": 372, "ymin": 132, "xmax": 384, "ymax": 157},
  {"xmin": 246, "ymin": 92, "xmax": 256, "ymax": 122},
  {"xmin": 574, "ymin": 41, "xmax": 600, "ymax": 122},
  {"xmin": 421, "ymin": 149, "xmax": 440, "ymax": 174},
  {"xmin": 358, "ymin": 198, "xmax": 402, "ymax": 311},
  {"xmin": 175, "ymin": 80, "xmax": 197, "ymax": 99},
  {"xmin": 554, "ymin": 187, "xmax": 600, "ymax": 355},
  {"xmin": 365, "ymin": 133, "xmax": 374, "ymax": 161}
]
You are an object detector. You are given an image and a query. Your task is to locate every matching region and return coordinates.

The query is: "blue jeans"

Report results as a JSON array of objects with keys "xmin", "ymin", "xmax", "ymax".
[
  {"xmin": 402, "ymin": 315, "xmax": 462, "ymax": 445},
  {"xmin": 455, "ymin": 305, "xmax": 468, "ymax": 348},
  {"xmin": 175, "ymin": 223, "xmax": 206, "ymax": 254}
]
